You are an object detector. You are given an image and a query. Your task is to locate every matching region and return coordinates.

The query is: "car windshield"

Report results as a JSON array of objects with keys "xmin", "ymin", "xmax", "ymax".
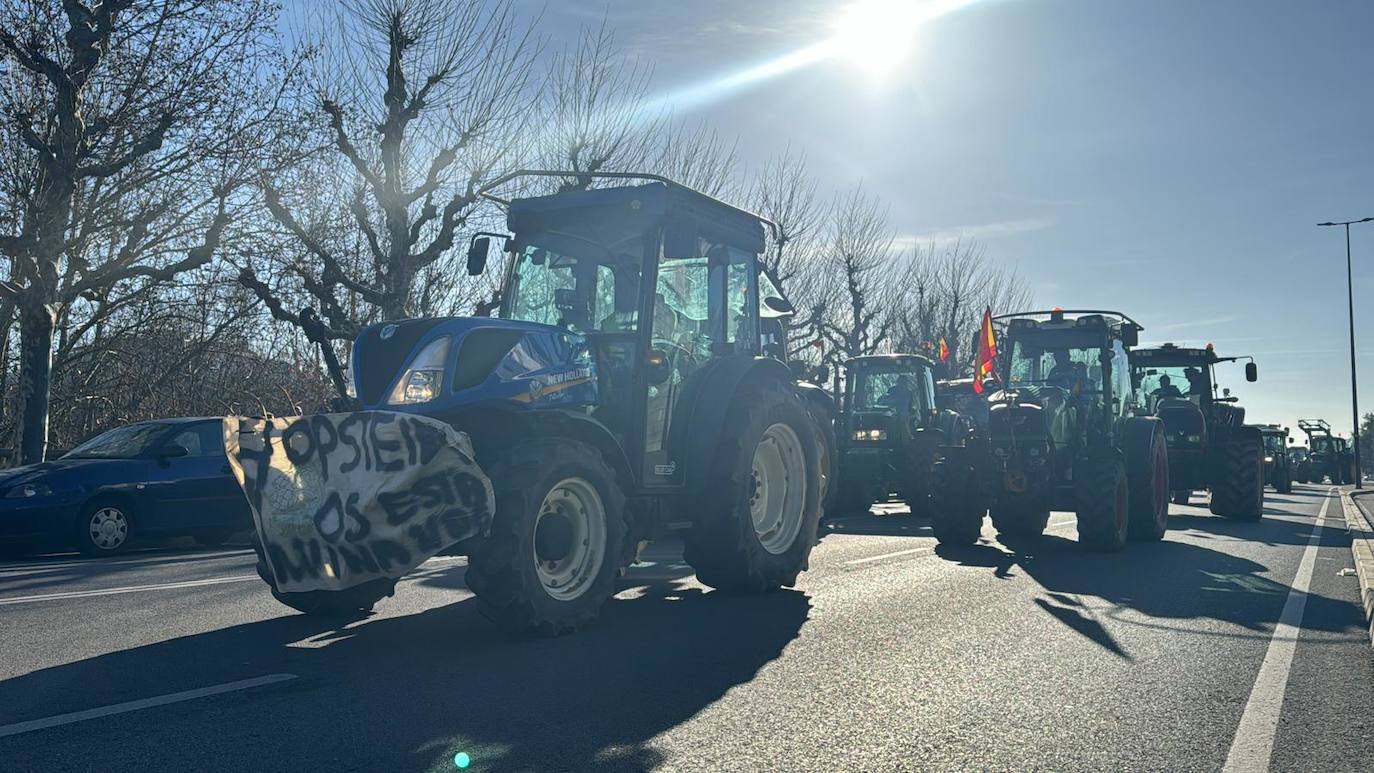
[
  {"xmin": 63, "ymin": 423, "xmax": 171, "ymax": 459},
  {"xmin": 506, "ymin": 231, "xmax": 645, "ymax": 333}
]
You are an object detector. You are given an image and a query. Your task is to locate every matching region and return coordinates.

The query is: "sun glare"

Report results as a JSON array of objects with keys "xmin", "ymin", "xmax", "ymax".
[{"xmin": 830, "ymin": 0, "xmax": 924, "ymax": 75}]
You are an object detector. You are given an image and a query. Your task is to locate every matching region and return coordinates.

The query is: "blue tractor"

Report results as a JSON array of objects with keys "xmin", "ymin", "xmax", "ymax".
[{"xmin": 268, "ymin": 172, "xmax": 832, "ymax": 635}]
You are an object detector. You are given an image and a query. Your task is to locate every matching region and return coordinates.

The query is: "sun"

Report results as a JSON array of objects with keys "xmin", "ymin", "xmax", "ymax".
[{"xmin": 829, "ymin": 0, "xmax": 924, "ymax": 75}]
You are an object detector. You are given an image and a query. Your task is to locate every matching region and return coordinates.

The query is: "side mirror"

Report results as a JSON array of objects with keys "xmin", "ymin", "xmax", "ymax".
[
  {"xmin": 1223, "ymin": 387, "xmax": 1232, "ymax": 398},
  {"xmin": 1245, "ymin": 362, "xmax": 1258, "ymax": 382},
  {"xmin": 466, "ymin": 236, "xmax": 491, "ymax": 276},
  {"xmin": 762, "ymin": 296, "xmax": 795, "ymax": 316},
  {"xmin": 158, "ymin": 443, "xmax": 189, "ymax": 460},
  {"xmin": 1121, "ymin": 326, "xmax": 1139, "ymax": 347},
  {"xmin": 646, "ymin": 350, "xmax": 671, "ymax": 385}
]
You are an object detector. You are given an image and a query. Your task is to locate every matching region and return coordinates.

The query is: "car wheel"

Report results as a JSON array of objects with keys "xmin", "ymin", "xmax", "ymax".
[{"xmin": 78, "ymin": 502, "xmax": 133, "ymax": 556}]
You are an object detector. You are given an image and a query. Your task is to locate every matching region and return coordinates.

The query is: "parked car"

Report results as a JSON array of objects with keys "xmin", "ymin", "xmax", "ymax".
[{"xmin": 0, "ymin": 417, "xmax": 251, "ymax": 556}]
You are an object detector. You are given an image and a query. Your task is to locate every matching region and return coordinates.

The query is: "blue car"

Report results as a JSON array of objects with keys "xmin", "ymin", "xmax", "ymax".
[{"xmin": 0, "ymin": 417, "xmax": 252, "ymax": 556}]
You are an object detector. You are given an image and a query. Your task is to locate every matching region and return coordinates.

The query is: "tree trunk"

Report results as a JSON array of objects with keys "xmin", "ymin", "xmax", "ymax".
[{"xmin": 15, "ymin": 300, "xmax": 57, "ymax": 465}]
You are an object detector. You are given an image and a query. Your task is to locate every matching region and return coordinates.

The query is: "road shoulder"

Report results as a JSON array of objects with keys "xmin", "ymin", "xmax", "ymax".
[{"xmin": 1342, "ymin": 488, "xmax": 1374, "ymax": 646}]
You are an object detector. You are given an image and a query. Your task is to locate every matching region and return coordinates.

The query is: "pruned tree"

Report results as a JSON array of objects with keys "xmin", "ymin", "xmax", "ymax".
[
  {"xmin": 816, "ymin": 184, "xmax": 899, "ymax": 370},
  {"xmin": 243, "ymin": 0, "xmax": 538, "ymax": 364},
  {"xmin": 0, "ymin": 0, "xmax": 298, "ymax": 462}
]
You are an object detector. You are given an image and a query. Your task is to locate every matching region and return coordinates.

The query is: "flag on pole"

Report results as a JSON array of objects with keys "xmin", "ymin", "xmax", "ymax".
[
  {"xmin": 937, "ymin": 337, "xmax": 950, "ymax": 363},
  {"xmin": 972, "ymin": 308, "xmax": 998, "ymax": 395}
]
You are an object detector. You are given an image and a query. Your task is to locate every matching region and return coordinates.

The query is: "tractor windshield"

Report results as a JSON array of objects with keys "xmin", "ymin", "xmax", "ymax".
[
  {"xmin": 1312, "ymin": 436, "xmax": 1340, "ymax": 454},
  {"xmin": 506, "ymin": 231, "xmax": 645, "ymax": 333},
  {"xmin": 849, "ymin": 368, "xmax": 934, "ymax": 415},
  {"xmin": 1262, "ymin": 433, "xmax": 1285, "ymax": 453},
  {"xmin": 1005, "ymin": 340, "xmax": 1105, "ymax": 395},
  {"xmin": 1133, "ymin": 365, "xmax": 1210, "ymax": 411}
]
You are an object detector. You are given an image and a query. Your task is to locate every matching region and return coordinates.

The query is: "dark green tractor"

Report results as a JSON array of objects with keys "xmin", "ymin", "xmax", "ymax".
[
  {"xmin": 931, "ymin": 310, "xmax": 1172, "ymax": 552},
  {"xmin": 1258, "ymin": 425, "xmax": 1293, "ymax": 494},
  {"xmin": 1128, "ymin": 343, "xmax": 1264, "ymax": 519},
  {"xmin": 835, "ymin": 355, "xmax": 970, "ymax": 515},
  {"xmin": 1297, "ymin": 419, "xmax": 1357, "ymax": 484}
]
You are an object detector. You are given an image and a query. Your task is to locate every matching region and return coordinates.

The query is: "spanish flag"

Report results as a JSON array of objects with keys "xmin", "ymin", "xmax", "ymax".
[
  {"xmin": 937, "ymin": 337, "xmax": 950, "ymax": 363},
  {"xmin": 972, "ymin": 308, "xmax": 998, "ymax": 395}
]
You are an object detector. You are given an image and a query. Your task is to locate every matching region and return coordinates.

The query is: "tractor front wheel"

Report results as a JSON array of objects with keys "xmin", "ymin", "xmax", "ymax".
[
  {"xmin": 466, "ymin": 439, "xmax": 627, "ymax": 636},
  {"xmin": 930, "ymin": 459, "xmax": 985, "ymax": 546},
  {"xmin": 1126, "ymin": 419, "xmax": 1170, "ymax": 542},
  {"xmin": 1210, "ymin": 432, "xmax": 1264, "ymax": 522},
  {"xmin": 989, "ymin": 495, "xmax": 1049, "ymax": 539},
  {"xmin": 1076, "ymin": 458, "xmax": 1129, "ymax": 552},
  {"xmin": 253, "ymin": 541, "xmax": 395, "ymax": 618},
  {"xmin": 684, "ymin": 381, "xmax": 822, "ymax": 593},
  {"xmin": 1172, "ymin": 489, "xmax": 1191, "ymax": 505}
]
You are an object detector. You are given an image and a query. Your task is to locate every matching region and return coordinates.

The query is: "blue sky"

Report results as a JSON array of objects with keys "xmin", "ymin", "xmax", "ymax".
[{"xmin": 522, "ymin": 0, "xmax": 1374, "ymax": 440}]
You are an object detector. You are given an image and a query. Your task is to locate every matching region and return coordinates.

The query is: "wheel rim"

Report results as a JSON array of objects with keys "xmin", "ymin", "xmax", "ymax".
[
  {"xmin": 750, "ymin": 422, "xmax": 807, "ymax": 555},
  {"xmin": 88, "ymin": 507, "xmax": 128, "ymax": 550},
  {"xmin": 532, "ymin": 477, "xmax": 606, "ymax": 602}
]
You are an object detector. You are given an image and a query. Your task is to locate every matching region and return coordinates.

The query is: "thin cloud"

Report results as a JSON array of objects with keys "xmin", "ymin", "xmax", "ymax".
[{"xmin": 897, "ymin": 216, "xmax": 1055, "ymax": 249}]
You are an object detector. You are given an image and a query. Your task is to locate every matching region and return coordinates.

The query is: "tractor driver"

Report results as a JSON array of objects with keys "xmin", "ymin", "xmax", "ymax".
[
  {"xmin": 1184, "ymin": 367, "xmax": 1207, "ymax": 399},
  {"xmin": 1153, "ymin": 374, "xmax": 1184, "ymax": 400},
  {"xmin": 1047, "ymin": 350, "xmax": 1086, "ymax": 392},
  {"xmin": 880, "ymin": 375, "xmax": 917, "ymax": 426}
]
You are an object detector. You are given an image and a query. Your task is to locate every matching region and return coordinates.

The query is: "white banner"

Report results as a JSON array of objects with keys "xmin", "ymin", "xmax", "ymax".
[{"xmin": 224, "ymin": 412, "xmax": 495, "ymax": 593}]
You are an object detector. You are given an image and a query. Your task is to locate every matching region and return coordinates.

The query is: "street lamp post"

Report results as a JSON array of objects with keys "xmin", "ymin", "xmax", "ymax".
[{"xmin": 1318, "ymin": 216, "xmax": 1374, "ymax": 489}]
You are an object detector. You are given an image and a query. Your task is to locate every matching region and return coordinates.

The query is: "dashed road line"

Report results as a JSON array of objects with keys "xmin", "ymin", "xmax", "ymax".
[{"xmin": 0, "ymin": 674, "xmax": 298, "ymax": 739}]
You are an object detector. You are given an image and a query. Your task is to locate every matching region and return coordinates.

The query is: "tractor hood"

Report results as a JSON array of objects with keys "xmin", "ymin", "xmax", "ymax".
[{"xmin": 351, "ymin": 317, "xmax": 596, "ymax": 415}]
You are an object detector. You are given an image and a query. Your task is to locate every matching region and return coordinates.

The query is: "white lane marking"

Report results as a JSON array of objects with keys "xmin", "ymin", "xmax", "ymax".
[
  {"xmin": 1222, "ymin": 488, "xmax": 1333, "ymax": 773},
  {"xmin": 0, "ymin": 574, "xmax": 259, "ymax": 606},
  {"xmin": 842, "ymin": 516, "xmax": 1077, "ymax": 567},
  {"xmin": 0, "ymin": 549, "xmax": 253, "ymax": 576},
  {"xmin": 0, "ymin": 673, "xmax": 297, "ymax": 739}
]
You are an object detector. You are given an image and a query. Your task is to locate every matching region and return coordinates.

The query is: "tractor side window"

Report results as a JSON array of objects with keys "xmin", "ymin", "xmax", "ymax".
[
  {"xmin": 507, "ymin": 236, "xmax": 642, "ymax": 333},
  {"xmin": 726, "ymin": 248, "xmax": 758, "ymax": 351},
  {"xmin": 1111, "ymin": 341, "xmax": 1131, "ymax": 416}
]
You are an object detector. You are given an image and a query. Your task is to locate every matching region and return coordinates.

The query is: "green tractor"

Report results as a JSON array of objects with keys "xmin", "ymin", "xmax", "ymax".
[
  {"xmin": 1289, "ymin": 445, "xmax": 1310, "ymax": 484},
  {"xmin": 1296, "ymin": 419, "xmax": 1357, "ymax": 484},
  {"xmin": 1257, "ymin": 425, "xmax": 1293, "ymax": 494},
  {"xmin": 931, "ymin": 310, "xmax": 1171, "ymax": 552},
  {"xmin": 834, "ymin": 355, "xmax": 971, "ymax": 515},
  {"xmin": 1127, "ymin": 342, "xmax": 1263, "ymax": 519}
]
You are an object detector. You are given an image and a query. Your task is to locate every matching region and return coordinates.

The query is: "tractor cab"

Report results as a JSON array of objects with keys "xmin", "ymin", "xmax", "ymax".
[
  {"xmin": 352, "ymin": 175, "xmax": 788, "ymax": 492},
  {"xmin": 1257, "ymin": 424, "xmax": 1293, "ymax": 493},
  {"xmin": 995, "ymin": 309, "xmax": 1141, "ymax": 457},
  {"xmin": 1128, "ymin": 343, "xmax": 1257, "ymax": 432},
  {"xmin": 1298, "ymin": 419, "xmax": 1356, "ymax": 484}
]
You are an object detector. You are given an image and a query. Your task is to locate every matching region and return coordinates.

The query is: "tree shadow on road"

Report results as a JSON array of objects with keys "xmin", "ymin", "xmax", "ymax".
[
  {"xmin": 932, "ymin": 513, "xmax": 1359, "ymax": 660},
  {"xmin": 0, "ymin": 576, "xmax": 809, "ymax": 773}
]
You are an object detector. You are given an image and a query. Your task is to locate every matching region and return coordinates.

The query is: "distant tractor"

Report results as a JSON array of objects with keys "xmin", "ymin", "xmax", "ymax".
[
  {"xmin": 1128, "ymin": 343, "xmax": 1263, "ymax": 519},
  {"xmin": 255, "ymin": 171, "xmax": 829, "ymax": 635},
  {"xmin": 1290, "ymin": 445, "xmax": 1310, "ymax": 484},
  {"xmin": 1296, "ymin": 419, "xmax": 1357, "ymax": 485},
  {"xmin": 931, "ymin": 310, "xmax": 1171, "ymax": 552},
  {"xmin": 1258, "ymin": 425, "xmax": 1293, "ymax": 494},
  {"xmin": 835, "ymin": 355, "xmax": 970, "ymax": 515}
]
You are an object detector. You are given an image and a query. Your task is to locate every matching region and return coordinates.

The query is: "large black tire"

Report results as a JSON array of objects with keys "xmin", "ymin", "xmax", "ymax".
[
  {"xmin": 1172, "ymin": 489, "xmax": 1191, "ymax": 505},
  {"xmin": 76, "ymin": 499, "xmax": 134, "ymax": 556},
  {"xmin": 683, "ymin": 380, "xmax": 822, "ymax": 593},
  {"xmin": 1076, "ymin": 458, "xmax": 1129, "ymax": 552},
  {"xmin": 989, "ymin": 495, "xmax": 1049, "ymax": 538},
  {"xmin": 1210, "ymin": 431, "xmax": 1263, "ymax": 521},
  {"xmin": 1276, "ymin": 471, "xmax": 1293, "ymax": 495},
  {"xmin": 930, "ymin": 458, "xmax": 985, "ymax": 546},
  {"xmin": 253, "ymin": 541, "xmax": 395, "ymax": 618},
  {"xmin": 900, "ymin": 442, "xmax": 936, "ymax": 517},
  {"xmin": 465, "ymin": 439, "xmax": 628, "ymax": 636},
  {"xmin": 802, "ymin": 396, "xmax": 840, "ymax": 518},
  {"xmin": 1125, "ymin": 419, "xmax": 1170, "ymax": 542},
  {"xmin": 838, "ymin": 483, "xmax": 876, "ymax": 516}
]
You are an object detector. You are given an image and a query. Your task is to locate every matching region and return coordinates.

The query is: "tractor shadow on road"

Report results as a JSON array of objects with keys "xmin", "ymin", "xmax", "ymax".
[
  {"xmin": 0, "ymin": 576, "xmax": 809, "ymax": 772},
  {"xmin": 932, "ymin": 512, "xmax": 1359, "ymax": 660}
]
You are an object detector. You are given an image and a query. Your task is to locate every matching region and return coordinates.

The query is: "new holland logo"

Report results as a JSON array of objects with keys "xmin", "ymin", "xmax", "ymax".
[{"xmin": 380, "ymin": 324, "xmax": 398, "ymax": 340}]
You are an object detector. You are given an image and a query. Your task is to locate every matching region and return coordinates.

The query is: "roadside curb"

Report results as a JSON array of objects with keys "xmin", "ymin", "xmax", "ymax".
[{"xmin": 1340, "ymin": 488, "xmax": 1374, "ymax": 647}]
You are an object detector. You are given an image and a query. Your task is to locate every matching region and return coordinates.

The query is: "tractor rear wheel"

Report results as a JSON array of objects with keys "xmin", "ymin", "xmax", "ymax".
[
  {"xmin": 1125, "ymin": 419, "xmax": 1170, "ymax": 542},
  {"xmin": 1276, "ymin": 471, "xmax": 1293, "ymax": 495},
  {"xmin": 1209, "ymin": 431, "xmax": 1263, "ymax": 521},
  {"xmin": 684, "ymin": 381, "xmax": 822, "ymax": 593},
  {"xmin": 253, "ymin": 541, "xmax": 395, "ymax": 618},
  {"xmin": 466, "ymin": 439, "xmax": 627, "ymax": 636},
  {"xmin": 1172, "ymin": 490, "xmax": 1191, "ymax": 505},
  {"xmin": 1076, "ymin": 458, "xmax": 1129, "ymax": 552},
  {"xmin": 930, "ymin": 459, "xmax": 985, "ymax": 546},
  {"xmin": 989, "ymin": 495, "xmax": 1049, "ymax": 539}
]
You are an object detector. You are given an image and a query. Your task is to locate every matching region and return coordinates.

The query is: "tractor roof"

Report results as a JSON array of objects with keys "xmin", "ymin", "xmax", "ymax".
[
  {"xmin": 1129, "ymin": 342, "xmax": 1226, "ymax": 366},
  {"xmin": 506, "ymin": 180, "xmax": 766, "ymax": 254},
  {"xmin": 845, "ymin": 353, "xmax": 935, "ymax": 371},
  {"xmin": 995, "ymin": 309, "xmax": 1143, "ymax": 331}
]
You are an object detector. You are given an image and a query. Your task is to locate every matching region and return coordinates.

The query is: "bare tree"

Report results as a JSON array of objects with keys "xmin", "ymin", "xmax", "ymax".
[
  {"xmin": 0, "ymin": 0, "xmax": 296, "ymax": 462},
  {"xmin": 816, "ymin": 184, "xmax": 899, "ymax": 368}
]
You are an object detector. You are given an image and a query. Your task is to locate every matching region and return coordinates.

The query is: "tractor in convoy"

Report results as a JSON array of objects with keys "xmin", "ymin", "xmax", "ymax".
[
  {"xmin": 1257, "ymin": 425, "xmax": 1293, "ymax": 494},
  {"xmin": 257, "ymin": 171, "xmax": 831, "ymax": 635},
  {"xmin": 834, "ymin": 355, "xmax": 971, "ymax": 515},
  {"xmin": 1127, "ymin": 342, "xmax": 1263, "ymax": 518},
  {"xmin": 930, "ymin": 310, "xmax": 1171, "ymax": 552},
  {"xmin": 1290, "ymin": 445, "xmax": 1311, "ymax": 484},
  {"xmin": 1296, "ymin": 419, "xmax": 1357, "ymax": 485}
]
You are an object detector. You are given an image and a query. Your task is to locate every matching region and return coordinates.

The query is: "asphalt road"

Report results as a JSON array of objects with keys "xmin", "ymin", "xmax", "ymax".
[{"xmin": 2, "ymin": 483, "xmax": 1371, "ymax": 772}]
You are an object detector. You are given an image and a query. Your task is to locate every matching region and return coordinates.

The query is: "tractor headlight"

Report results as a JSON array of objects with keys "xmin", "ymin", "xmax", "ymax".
[
  {"xmin": 1185, "ymin": 434, "xmax": 1201, "ymax": 443},
  {"xmin": 1264, "ymin": 456, "xmax": 1274, "ymax": 463},
  {"xmin": 388, "ymin": 336, "xmax": 451, "ymax": 405},
  {"xmin": 852, "ymin": 428, "xmax": 887, "ymax": 442}
]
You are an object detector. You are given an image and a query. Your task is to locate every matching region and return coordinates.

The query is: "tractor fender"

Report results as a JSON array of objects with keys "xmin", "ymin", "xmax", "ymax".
[
  {"xmin": 448, "ymin": 405, "xmax": 636, "ymax": 493},
  {"xmin": 1121, "ymin": 416, "xmax": 1167, "ymax": 471},
  {"xmin": 675, "ymin": 356, "xmax": 798, "ymax": 491}
]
